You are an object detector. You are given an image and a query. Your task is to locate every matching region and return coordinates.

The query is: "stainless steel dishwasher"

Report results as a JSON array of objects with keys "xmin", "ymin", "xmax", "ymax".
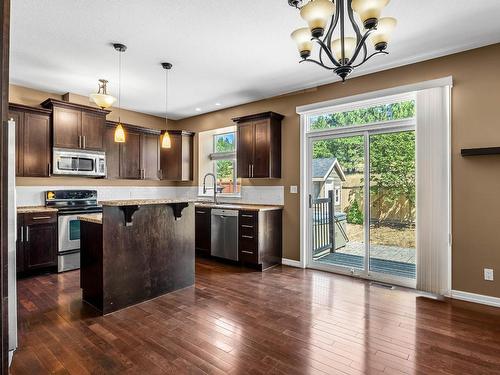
[{"xmin": 211, "ymin": 209, "xmax": 239, "ymax": 261}]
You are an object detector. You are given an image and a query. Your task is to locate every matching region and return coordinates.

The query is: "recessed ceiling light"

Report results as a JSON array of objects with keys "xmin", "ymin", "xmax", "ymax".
[
  {"xmin": 215, "ymin": 102, "xmax": 221, "ymax": 106},
  {"xmin": 195, "ymin": 107, "xmax": 202, "ymax": 112}
]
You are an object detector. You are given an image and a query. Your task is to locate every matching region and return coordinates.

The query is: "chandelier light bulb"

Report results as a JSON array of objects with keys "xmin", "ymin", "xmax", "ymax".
[
  {"xmin": 291, "ymin": 27, "xmax": 313, "ymax": 59},
  {"xmin": 351, "ymin": 0, "xmax": 390, "ymax": 29},
  {"xmin": 371, "ymin": 17, "xmax": 397, "ymax": 51},
  {"xmin": 300, "ymin": 0, "xmax": 335, "ymax": 38}
]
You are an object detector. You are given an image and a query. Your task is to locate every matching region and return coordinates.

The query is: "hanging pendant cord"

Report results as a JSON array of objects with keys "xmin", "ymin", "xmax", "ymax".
[
  {"xmin": 118, "ymin": 50, "xmax": 122, "ymax": 123},
  {"xmin": 165, "ymin": 69, "xmax": 169, "ymax": 129}
]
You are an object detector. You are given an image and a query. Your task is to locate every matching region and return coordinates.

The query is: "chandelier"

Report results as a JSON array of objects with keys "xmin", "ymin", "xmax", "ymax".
[{"xmin": 289, "ymin": 0, "xmax": 396, "ymax": 81}]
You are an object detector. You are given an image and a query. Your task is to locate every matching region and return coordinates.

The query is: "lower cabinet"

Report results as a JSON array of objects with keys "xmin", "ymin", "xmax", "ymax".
[
  {"xmin": 195, "ymin": 208, "xmax": 211, "ymax": 255},
  {"xmin": 194, "ymin": 207, "xmax": 283, "ymax": 271},
  {"xmin": 238, "ymin": 210, "xmax": 283, "ymax": 271},
  {"xmin": 17, "ymin": 212, "xmax": 58, "ymax": 274}
]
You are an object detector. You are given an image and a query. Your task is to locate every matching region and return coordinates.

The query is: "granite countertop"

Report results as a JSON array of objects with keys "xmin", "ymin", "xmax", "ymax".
[
  {"xmin": 17, "ymin": 206, "xmax": 58, "ymax": 214},
  {"xmin": 78, "ymin": 213, "xmax": 102, "ymax": 224},
  {"xmin": 195, "ymin": 202, "xmax": 283, "ymax": 212},
  {"xmin": 99, "ymin": 199, "xmax": 196, "ymax": 207}
]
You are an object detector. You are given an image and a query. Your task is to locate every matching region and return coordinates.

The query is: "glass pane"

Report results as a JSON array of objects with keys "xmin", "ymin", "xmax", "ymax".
[
  {"xmin": 311, "ymin": 135, "xmax": 365, "ymax": 271},
  {"xmin": 215, "ymin": 160, "xmax": 239, "ymax": 194},
  {"xmin": 77, "ymin": 158, "xmax": 94, "ymax": 171},
  {"xmin": 69, "ymin": 219, "xmax": 81, "ymax": 241},
  {"xmin": 310, "ymin": 100, "xmax": 415, "ymax": 131},
  {"xmin": 369, "ymin": 131, "xmax": 416, "ymax": 279},
  {"xmin": 214, "ymin": 133, "xmax": 235, "ymax": 152}
]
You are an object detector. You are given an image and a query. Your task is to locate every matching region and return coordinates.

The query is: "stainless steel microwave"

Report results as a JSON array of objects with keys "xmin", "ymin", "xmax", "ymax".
[{"xmin": 52, "ymin": 148, "xmax": 106, "ymax": 177}]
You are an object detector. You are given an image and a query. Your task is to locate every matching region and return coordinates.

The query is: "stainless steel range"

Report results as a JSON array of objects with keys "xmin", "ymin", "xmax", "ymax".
[{"xmin": 45, "ymin": 190, "xmax": 102, "ymax": 272}]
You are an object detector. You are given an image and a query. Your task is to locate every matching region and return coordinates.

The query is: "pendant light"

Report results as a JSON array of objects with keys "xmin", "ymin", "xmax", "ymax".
[
  {"xmin": 161, "ymin": 62, "xmax": 172, "ymax": 149},
  {"xmin": 113, "ymin": 43, "xmax": 127, "ymax": 143},
  {"xmin": 89, "ymin": 79, "xmax": 116, "ymax": 109}
]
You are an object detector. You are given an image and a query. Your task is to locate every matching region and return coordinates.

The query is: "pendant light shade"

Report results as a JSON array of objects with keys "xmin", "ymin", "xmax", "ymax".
[
  {"xmin": 300, "ymin": 0, "xmax": 335, "ymax": 38},
  {"xmin": 291, "ymin": 27, "xmax": 313, "ymax": 59},
  {"xmin": 351, "ymin": 0, "xmax": 390, "ymax": 29},
  {"xmin": 114, "ymin": 123, "xmax": 126, "ymax": 143},
  {"xmin": 331, "ymin": 37, "xmax": 357, "ymax": 63},
  {"xmin": 161, "ymin": 132, "xmax": 171, "ymax": 149},
  {"xmin": 90, "ymin": 79, "xmax": 116, "ymax": 109},
  {"xmin": 370, "ymin": 17, "xmax": 397, "ymax": 51},
  {"xmin": 161, "ymin": 62, "xmax": 173, "ymax": 149},
  {"xmin": 113, "ymin": 43, "xmax": 127, "ymax": 143}
]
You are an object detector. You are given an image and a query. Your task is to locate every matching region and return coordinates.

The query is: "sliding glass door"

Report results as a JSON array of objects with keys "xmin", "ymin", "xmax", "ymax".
[{"xmin": 305, "ymin": 94, "xmax": 417, "ymax": 286}]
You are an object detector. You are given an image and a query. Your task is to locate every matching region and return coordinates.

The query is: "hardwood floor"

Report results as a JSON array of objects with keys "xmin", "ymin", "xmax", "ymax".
[{"xmin": 10, "ymin": 257, "xmax": 500, "ymax": 374}]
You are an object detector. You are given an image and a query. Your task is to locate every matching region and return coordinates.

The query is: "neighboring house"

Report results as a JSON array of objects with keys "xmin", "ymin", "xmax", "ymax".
[{"xmin": 312, "ymin": 158, "xmax": 346, "ymax": 210}]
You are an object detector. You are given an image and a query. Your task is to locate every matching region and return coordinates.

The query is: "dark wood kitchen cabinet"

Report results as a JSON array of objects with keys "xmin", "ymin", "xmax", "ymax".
[
  {"xmin": 42, "ymin": 99, "xmax": 109, "ymax": 151},
  {"xmin": 160, "ymin": 131, "xmax": 194, "ymax": 181},
  {"xmin": 195, "ymin": 208, "xmax": 211, "ymax": 254},
  {"xmin": 233, "ymin": 112, "xmax": 283, "ymax": 179},
  {"xmin": 9, "ymin": 103, "xmax": 52, "ymax": 177},
  {"xmin": 238, "ymin": 209, "xmax": 282, "ymax": 271},
  {"xmin": 17, "ymin": 212, "xmax": 58, "ymax": 274},
  {"xmin": 105, "ymin": 121, "xmax": 161, "ymax": 180}
]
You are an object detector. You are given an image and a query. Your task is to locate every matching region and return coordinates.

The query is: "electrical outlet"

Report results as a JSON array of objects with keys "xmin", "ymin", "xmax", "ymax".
[
  {"xmin": 290, "ymin": 185, "xmax": 298, "ymax": 194},
  {"xmin": 484, "ymin": 268, "xmax": 494, "ymax": 281}
]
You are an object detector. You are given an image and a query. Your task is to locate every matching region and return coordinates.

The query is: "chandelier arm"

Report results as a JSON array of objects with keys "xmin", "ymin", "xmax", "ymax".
[
  {"xmin": 348, "ymin": 28, "xmax": 374, "ymax": 66},
  {"xmin": 351, "ymin": 51, "xmax": 388, "ymax": 68},
  {"xmin": 324, "ymin": 1, "xmax": 340, "ymax": 48},
  {"xmin": 299, "ymin": 58, "xmax": 336, "ymax": 71},
  {"xmin": 313, "ymin": 37, "xmax": 341, "ymax": 67},
  {"xmin": 346, "ymin": 0, "xmax": 367, "ymax": 64}
]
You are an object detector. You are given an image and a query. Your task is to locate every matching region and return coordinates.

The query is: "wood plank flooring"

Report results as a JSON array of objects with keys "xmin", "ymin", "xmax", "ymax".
[{"xmin": 10, "ymin": 257, "xmax": 500, "ymax": 374}]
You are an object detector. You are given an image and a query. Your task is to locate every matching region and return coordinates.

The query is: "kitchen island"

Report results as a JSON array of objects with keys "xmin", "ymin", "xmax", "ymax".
[{"xmin": 79, "ymin": 199, "xmax": 195, "ymax": 315}]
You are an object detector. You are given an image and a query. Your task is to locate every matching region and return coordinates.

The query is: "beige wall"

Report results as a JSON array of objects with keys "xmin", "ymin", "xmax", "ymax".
[
  {"xmin": 10, "ymin": 84, "xmax": 178, "ymax": 187},
  {"xmin": 175, "ymin": 44, "xmax": 500, "ymax": 298}
]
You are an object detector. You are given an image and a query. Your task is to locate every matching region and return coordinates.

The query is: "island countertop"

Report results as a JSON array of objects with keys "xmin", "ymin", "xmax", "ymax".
[
  {"xmin": 99, "ymin": 198, "xmax": 196, "ymax": 206},
  {"xmin": 78, "ymin": 213, "xmax": 102, "ymax": 224},
  {"xmin": 195, "ymin": 202, "xmax": 283, "ymax": 212}
]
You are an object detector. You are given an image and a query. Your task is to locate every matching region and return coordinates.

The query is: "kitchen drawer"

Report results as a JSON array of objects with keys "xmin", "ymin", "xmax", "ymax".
[
  {"xmin": 239, "ymin": 246, "xmax": 258, "ymax": 263},
  {"xmin": 239, "ymin": 223, "xmax": 256, "ymax": 237},
  {"xmin": 239, "ymin": 211, "xmax": 257, "ymax": 225},
  {"xmin": 24, "ymin": 212, "xmax": 57, "ymax": 225}
]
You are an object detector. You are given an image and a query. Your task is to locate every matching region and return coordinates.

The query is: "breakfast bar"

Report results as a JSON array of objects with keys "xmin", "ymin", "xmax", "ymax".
[{"xmin": 79, "ymin": 199, "xmax": 195, "ymax": 314}]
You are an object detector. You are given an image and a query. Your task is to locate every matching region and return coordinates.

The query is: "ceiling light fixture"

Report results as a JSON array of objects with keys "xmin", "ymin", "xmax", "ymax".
[
  {"xmin": 89, "ymin": 79, "xmax": 116, "ymax": 109},
  {"xmin": 113, "ymin": 43, "xmax": 127, "ymax": 143},
  {"xmin": 161, "ymin": 62, "xmax": 172, "ymax": 149},
  {"xmin": 289, "ymin": 0, "xmax": 396, "ymax": 81},
  {"xmin": 195, "ymin": 108, "xmax": 202, "ymax": 112}
]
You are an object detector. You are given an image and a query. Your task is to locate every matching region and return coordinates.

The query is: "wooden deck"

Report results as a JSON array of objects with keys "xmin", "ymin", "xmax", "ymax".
[{"xmin": 11, "ymin": 257, "xmax": 500, "ymax": 374}]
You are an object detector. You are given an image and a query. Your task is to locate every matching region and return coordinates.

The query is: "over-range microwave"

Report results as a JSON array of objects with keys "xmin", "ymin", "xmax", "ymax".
[{"xmin": 52, "ymin": 148, "xmax": 106, "ymax": 177}]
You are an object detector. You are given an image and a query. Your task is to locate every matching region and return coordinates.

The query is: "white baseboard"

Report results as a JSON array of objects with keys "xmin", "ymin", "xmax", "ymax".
[
  {"xmin": 282, "ymin": 258, "xmax": 305, "ymax": 268},
  {"xmin": 451, "ymin": 290, "xmax": 500, "ymax": 308}
]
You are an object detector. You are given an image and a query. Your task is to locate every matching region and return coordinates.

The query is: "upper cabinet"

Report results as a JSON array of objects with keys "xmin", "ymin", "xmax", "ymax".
[
  {"xmin": 233, "ymin": 112, "xmax": 284, "ymax": 179},
  {"xmin": 160, "ymin": 131, "xmax": 194, "ymax": 181},
  {"xmin": 41, "ymin": 99, "xmax": 109, "ymax": 151},
  {"xmin": 9, "ymin": 104, "xmax": 52, "ymax": 177},
  {"xmin": 105, "ymin": 121, "xmax": 161, "ymax": 180}
]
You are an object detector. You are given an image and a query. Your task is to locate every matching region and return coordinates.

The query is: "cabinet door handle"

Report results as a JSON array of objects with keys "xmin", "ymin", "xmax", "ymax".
[
  {"xmin": 242, "ymin": 235, "xmax": 254, "ymax": 239},
  {"xmin": 83, "ymin": 135, "xmax": 86, "ymax": 149},
  {"xmin": 78, "ymin": 135, "xmax": 81, "ymax": 148},
  {"xmin": 251, "ymin": 164, "xmax": 254, "ymax": 178},
  {"xmin": 48, "ymin": 162, "xmax": 51, "ymax": 177},
  {"xmin": 241, "ymin": 250, "xmax": 254, "ymax": 255},
  {"xmin": 32, "ymin": 216, "xmax": 51, "ymax": 220},
  {"xmin": 25, "ymin": 226, "xmax": 29, "ymax": 243},
  {"xmin": 20, "ymin": 226, "xmax": 23, "ymax": 243},
  {"xmin": 248, "ymin": 164, "xmax": 251, "ymax": 177}
]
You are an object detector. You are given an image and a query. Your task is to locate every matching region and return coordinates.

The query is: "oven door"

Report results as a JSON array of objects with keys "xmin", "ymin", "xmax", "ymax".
[{"xmin": 58, "ymin": 214, "xmax": 81, "ymax": 253}]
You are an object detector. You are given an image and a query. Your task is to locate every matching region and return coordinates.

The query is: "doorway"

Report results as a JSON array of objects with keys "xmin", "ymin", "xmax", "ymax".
[{"xmin": 305, "ymin": 94, "xmax": 417, "ymax": 288}]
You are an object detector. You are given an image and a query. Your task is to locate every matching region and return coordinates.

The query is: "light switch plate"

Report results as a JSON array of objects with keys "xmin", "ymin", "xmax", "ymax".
[
  {"xmin": 484, "ymin": 268, "xmax": 494, "ymax": 281},
  {"xmin": 290, "ymin": 185, "xmax": 298, "ymax": 194}
]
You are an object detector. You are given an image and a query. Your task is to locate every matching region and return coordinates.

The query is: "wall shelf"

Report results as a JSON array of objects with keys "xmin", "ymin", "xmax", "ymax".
[{"xmin": 461, "ymin": 147, "xmax": 500, "ymax": 157}]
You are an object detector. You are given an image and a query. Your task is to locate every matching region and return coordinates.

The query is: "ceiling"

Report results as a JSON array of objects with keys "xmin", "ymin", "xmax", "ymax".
[{"xmin": 10, "ymin": 0, "xmax": 500, "ymax": 120}]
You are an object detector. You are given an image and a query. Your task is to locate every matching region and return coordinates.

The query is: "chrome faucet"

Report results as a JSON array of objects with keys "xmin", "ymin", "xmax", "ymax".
[{"xmin": 202, "ymin": 173, "xmax": 218, "ymax": 204}]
